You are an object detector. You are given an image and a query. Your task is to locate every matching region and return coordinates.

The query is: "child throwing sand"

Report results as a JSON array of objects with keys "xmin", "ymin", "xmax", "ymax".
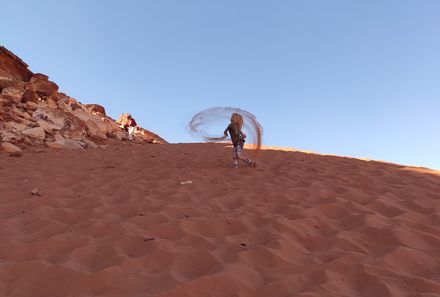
[{"xmin": 224, "ymin": 113, "xmax": 256, "ymax": 168}]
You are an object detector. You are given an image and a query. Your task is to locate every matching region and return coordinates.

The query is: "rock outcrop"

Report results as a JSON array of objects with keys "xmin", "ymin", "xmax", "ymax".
[
  {"xmin": 116, "ymin": 113, "xmax": 164, "ymax": 143},
  {"xmin": 0, "ymin": 46, "xmax": 166, "ymax": 155}
]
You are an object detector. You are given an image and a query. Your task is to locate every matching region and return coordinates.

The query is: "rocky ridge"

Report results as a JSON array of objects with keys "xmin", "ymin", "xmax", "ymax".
[{"xmin": 0, "ymin": 46, "xmax": 166, "ymax": 156}]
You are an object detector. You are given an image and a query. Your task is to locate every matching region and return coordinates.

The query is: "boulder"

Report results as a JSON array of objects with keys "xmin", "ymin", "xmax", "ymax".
[
  {"xmin": 116, "ymin": 113, "xmax": 130, "ymax": 126},
  {"xmin": 13, "ymin": 106, "xmax": 33, "ymax": 121},
  {"xmin": 70, "ymin": 109, "xmax": 93, "ymax": 122},
  {"xmin": 0, "ymin": 46, "xmax": 33, "ymax": 81},
  {"xmin": 70, "ymin": 109, "xmax": 117, "ymax": 139},
  {"xmin": 54, "ymin": 133, "xmax": 65, "ymax": 142},
  {"xmin": 30, "ymin": 73, "xmax": 59, "ymax": 97},
  {"xmin": 4, "ymin": 121, "xmax": 27, "ymax": 132},
  {"xmin": 115, "ymin": 131, "xmax": 127, "ymax": 141},
  {"xmin": 1, "ymin": 131, "xmax": 24, "ymax": 143},
  {"xmin": 47, "ymin": 138, "xmax": 83, "ymax": 150},
  {"xmin": 26, "ymin": 101, "xmax": 38, "ymax": 111},
  {"xmin": 0, "ymin": 97, "xmax": 13, "ymax": 108},
  {"xmin": 46, "ymin": 98, "xmax": 58, "ymax": 108},
  {"xmin": 80, "ymin": 138, "xmax": 99, "ymax": 149},
  {"xmin": 103, "ymin": 117, "xmax": 120, "ymax": 132},
  {"xmin": 0, "ymin": 75, "xmax": 17, "ymax": 88},
  {"xmin": 22, "ymin": 82, "xmax": 40, "ymax": 103},
  {"xmin": 0, "ymin": 142, "xmax": 22, "ymax": 155},
  {"xmin": 21, "ymin": 127, "xmax": 45, "ymax": 140},
  {"xmin": 135, "ymin": 127, "xmax": 168, "ymax": 144},
  {"xmin": 57, "ymin": 97, "xmax": 84, "ymax": 112},
  {"xmin": 31, "ymin": 73, "xmax": 49, "ymax": 80},
  {"xmin": 36, "ymin": 120, "xmax": 61, "ymax": 133},
  {"xmin": 33, "ymin": 108, "xmax": 67, "ymax": 130},
  {"xmin": 22, "ymin": 89, "xmax": 39, "ymax": 103},
  {"xmin": 85, "ymin": 104, "xmax": 106, "ymax": 116},
  {"xmin": 85, "ymin": 119, "xmax": 107, "ymax": 139},
  {"xmin": 1, "ymin": 87, "xmax": 24, "ymax": 104},
  {"xmin": 0, "ymin": 107, "xmax": 24, "ymax": 124}
]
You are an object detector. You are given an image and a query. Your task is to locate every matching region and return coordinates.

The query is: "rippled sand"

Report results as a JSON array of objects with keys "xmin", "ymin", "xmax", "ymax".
[{"xmin": 1, "ymin": 142, "xmax": 440, "ymax": 297}]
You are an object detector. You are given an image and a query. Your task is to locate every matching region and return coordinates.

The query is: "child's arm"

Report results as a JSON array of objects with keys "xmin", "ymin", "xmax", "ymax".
[{"xmin": 224, "ymin": 125, "xmax": 230, "ymax": 136}]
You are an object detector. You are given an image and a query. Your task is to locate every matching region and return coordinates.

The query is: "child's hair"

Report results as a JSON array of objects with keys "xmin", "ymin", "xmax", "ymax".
[{"xmin": 231, "ymin": 113, "xmax": 244, "ymax": 129}]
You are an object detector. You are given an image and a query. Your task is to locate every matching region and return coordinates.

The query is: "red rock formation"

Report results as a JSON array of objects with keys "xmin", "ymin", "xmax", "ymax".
[
  {"xmin": 0, "ymin": 46, "xmax": 167, "ymax": 156},
  {"xmin": 85, "ymin": 104, "xmax": 106, "ymax": 116},
  {"xmin": 0, "ymin": 46, "xmax": 32, "ymax": 81},
  {"xmin": 29, "ymin": 73, "xmax": 59, "ymax": 98}
]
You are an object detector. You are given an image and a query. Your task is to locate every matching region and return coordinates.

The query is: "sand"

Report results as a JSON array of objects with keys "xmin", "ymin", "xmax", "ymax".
[{"xmin": 1, "ymin": 142, "xmax": 440, "ymax": 297}]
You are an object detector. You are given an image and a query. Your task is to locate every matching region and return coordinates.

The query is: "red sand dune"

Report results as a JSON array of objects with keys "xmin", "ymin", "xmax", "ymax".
[{"xmin": 1, "ymin": 142, "xmax": 440, "ymax": 297}]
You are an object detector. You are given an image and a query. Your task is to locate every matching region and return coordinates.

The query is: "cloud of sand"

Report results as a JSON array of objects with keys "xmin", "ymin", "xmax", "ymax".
[{"xmin": 188, "ymin": 107, "xmax": 263, "ymax": 151}]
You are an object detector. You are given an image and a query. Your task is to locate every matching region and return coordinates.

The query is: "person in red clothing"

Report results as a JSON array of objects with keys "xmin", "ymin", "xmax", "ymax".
[{"xmin": 124, "ymin": 114, "xmax": 137, "ymax": 141}]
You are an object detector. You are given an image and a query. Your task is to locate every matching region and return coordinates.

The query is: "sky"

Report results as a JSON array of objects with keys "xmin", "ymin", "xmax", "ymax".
[{"xmin": 1, "ymin": 0, "xmax": 440, "ymax": 170}]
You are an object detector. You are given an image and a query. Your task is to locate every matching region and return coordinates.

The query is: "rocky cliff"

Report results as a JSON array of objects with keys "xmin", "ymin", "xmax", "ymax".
[{"xmin": 0, "ymin": 46, "xmax": 166, "ymax": 156}]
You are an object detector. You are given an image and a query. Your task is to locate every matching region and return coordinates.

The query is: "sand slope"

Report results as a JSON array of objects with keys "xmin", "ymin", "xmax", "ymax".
[{"xmin": 1, "ymin": 142, "xmax": 440, "ymax": 297}]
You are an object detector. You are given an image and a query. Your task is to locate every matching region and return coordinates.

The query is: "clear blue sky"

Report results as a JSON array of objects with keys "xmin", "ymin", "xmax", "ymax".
[{"xmin": 2, "ymin": 0, "xmax": 440, "ymax": 170}]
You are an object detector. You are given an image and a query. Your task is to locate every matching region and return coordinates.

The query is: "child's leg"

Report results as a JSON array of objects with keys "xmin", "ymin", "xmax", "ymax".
[
  {"xmin": 239, "ymin": 156, "xmax": 255, "ymax": 167},
  {"xmin": 128, "ymin": 127, "xmax": 135, "ymax": 140},
  {"xmin": 232, "ymin": 144, "xmax": 239, "ymax": 168},
  {"xmin": 236, "ymin": 142, "xmax": 256, "ymax": 167}
]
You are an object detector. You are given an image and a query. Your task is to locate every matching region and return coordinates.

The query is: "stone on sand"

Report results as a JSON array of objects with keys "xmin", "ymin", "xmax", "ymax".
[
  {"xmin": 21, "ymin": 127, "xmax": 45, "ymax": 140},
  {"xmin": 1, "ymin": 142, "xmax": 22, "ymax": 155}
]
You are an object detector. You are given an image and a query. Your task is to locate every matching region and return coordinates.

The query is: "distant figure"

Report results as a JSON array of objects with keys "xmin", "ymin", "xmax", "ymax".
[
  {"xmin": 224, "ymin": 113, "xmax": 256, "ymax": 168},
  {"xmin": 123, "ymin": 114, "xmax": 137, "ymax": 141}
]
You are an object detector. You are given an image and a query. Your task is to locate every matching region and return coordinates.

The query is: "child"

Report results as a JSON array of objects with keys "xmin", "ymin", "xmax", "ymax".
[
  {"xmin": 224, "ymin": 113, "xmax": 256, "ymax": 168},
  {"xmin": 123, "ymin": 114, "xmax": 137, "ymax": 141}
]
